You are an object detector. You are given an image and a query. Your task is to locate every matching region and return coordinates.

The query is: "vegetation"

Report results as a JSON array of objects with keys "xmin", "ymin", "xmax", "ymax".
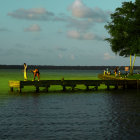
[
  {"xmin": 104, "ymin": 73, "xmax": 140, "ymax": 80},
  {"xmin": 126, "ymin": 74, "xmax": 140, "ymax": 79},
  {"xmin": 105, "ymin": 0, "xmax": 140, "ymax": 74}
]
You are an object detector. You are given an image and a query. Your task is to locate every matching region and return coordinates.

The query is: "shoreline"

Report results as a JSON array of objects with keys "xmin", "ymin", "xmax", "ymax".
[{"xmin": 1, "ymin": 65, "xmax": 140, "ymax": 70}]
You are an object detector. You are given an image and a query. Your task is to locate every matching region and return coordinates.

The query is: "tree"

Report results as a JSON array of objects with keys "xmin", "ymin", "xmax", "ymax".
[{"xmin": 105, "ymin": 1, "xmax": 140, "ymax": 74}]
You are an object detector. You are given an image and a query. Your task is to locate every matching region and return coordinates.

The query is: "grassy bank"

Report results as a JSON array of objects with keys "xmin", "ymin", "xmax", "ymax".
[
  {"xmin": 1, "ymin": 69, "xmax": 106, "ymax": 93},
  {"xmin": 105, "ymin": 74, "xmax": 140, "ymax": 80}
]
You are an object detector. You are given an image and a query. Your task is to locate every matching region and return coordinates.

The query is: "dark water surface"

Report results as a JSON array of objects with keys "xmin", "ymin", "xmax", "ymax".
[{"xmin": 0, "ymin": 70, "xmax": 140, "ymax": 140}]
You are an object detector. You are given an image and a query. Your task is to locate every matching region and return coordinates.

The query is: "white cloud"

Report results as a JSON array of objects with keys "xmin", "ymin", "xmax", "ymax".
[
  {"xmin": 68, "ymin": 0, "xmax": 109, "ymax": 22},
  {"xmin": 67, "ymin": 18, "xmax": 94, "ymax": 31},
  {"xmin": 68, "ymin": 0, "xmax": 92, "ymax": 18},
  {"xmin": 8, "ymin": 8, "xmax": 54, "ymax": 21},
  {"xmin": 104, "ymin": 53, "xmax": 115, "ymax": 60},
  {"xmin": 24, "ymin": 24, "xmax": 41, "ymax": 32},
  {"xmin": 67, "ymin": 30, "xmax": 81, "ymax": 39},
  {"xmin": 83, "ymin": 32, "xmax": 95, "ymax": 40},
  {"xmin": 67, "ymin": 30, "xmax": 103, "ymax": 40}
]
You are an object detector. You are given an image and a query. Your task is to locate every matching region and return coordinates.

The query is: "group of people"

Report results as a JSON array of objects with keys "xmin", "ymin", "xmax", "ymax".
[
  {"xmin": 24, "ymin": 63, "xmax": 40, "ymax": 81},
  {"xmin": 104, "ymin": 67, "xmax": 121, "ymax": 77},
  {"xmin": 104, "ymin": 68, "xmax": 111, "ymax": 75}
]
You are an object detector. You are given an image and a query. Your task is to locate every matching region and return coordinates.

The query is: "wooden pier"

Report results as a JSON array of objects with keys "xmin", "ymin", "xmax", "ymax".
[{"xmin": 9, "ymin": 78, "xmax": 140, "ymax": 93}]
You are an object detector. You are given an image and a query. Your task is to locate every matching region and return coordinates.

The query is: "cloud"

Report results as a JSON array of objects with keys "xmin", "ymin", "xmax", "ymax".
[
  {"xmin": 24, "ymin": 24, "xmax": 41, "ymax": 32},
  {"xmin": 67, "ymin": 18, "xmax": 94, "ymax": 31},
  {"xmin": 0, "ymin": 28, "xmax": 10, "ymax": 32},
  {"xmin": 7, "ymin": 4, "xmax": 108, "ymax": 33},
  {"xmin": 68, "ymin": 0, "xmax": 109, "ymax": 22},
  {"xmin": 68, "ymin": 0, "xmax": 93, "ymax": 18},
  {"xmin": 2, "ymin": 46, "xmax": 40, "ymax": 57},
  {"xmin": 104, "ymin": 53, "xmax": 115, "ymax": 60},
  {"xmin": 8, "ymin": 8, "xmax": 54, "ymax": 21},
  {"xmin": 67, "ymin": 30, "xmax": 81, "ymax": 39},
  {"xmin": 83, "ymin": 32, "xmax": 96, "ymax": 40},
  {"xmin": 67, "ymin": 30, "xmax": 103, "ymax": 40}
]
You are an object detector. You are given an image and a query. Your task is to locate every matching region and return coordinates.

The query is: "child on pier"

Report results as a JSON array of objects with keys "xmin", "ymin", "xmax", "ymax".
[{"xmin": 31, "ymin": 68, "xmax": 40, "ymax": 81}]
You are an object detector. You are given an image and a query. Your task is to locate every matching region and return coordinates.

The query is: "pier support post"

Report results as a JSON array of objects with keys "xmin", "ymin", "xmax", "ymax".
[
  {"xmin": 46, "ymin": 87, "xmax": 48, "ymax": 92},
  {"xmin": 115, "ymin": 85, "xmax": 118, "ymax": 89},
  {"xmin": 86, "ymin": 85, "xmax": 89, "ymax": 91},
  {"xmin": 72, "ymin": 86, "xmax": 75, "ymax": 91},
  {"xmin": 123, "ymin": 81, "xmax": 127, "ymax": 89},
  {"xmin": 123, "ymin": 84, "xmax": 125, "ymax": 89},
  {"xmin": 107, "ymin": 85, "xmax": 110, "ymax": 90},
  {"xmin": 46, "ymin": 85, "xmax": 50, "ymax": 92},
  {"xmin": 137, "ymin": 80, "xmax": 139, "ymax": 89},
  {"xmin": 36, "ymin": 87, "xmax": 39, "ymax": 93},
  {"xmin": 95, "ymin": 86, "xmax": 98, "ymax": 90},
  {"xmin": 10, "ymin": 87, "xmax": 13, "ymax": 92},
  {"xmin": 63, "ymin": 86, "xmax": 66, "ymax": 91}
]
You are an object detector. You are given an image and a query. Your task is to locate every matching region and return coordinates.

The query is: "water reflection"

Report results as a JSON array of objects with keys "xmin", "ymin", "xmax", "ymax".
[
  {"xmin": 0, "ymin": 90, "xmax": 140, "ymax": 139},
  {"xmin": 105, "ymin": 89, "xmax": 140, "ymax": 139}
]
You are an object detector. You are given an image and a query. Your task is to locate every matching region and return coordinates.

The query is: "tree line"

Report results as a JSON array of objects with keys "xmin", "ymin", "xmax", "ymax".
[{"xmin": 1, "ymin": 65, "xmax": 140, "ymax": 70}]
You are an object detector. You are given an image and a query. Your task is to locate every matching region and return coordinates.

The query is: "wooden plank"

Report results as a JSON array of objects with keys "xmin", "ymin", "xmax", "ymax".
[{"xmin": 9, "ymin": 81, "xmax": 20, "ymax": 88}]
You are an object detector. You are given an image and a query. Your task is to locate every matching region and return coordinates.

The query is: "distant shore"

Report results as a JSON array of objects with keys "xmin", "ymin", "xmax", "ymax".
[{"xmin": 0, "ymin": 65, "xmax": 140, "ymax": 70}]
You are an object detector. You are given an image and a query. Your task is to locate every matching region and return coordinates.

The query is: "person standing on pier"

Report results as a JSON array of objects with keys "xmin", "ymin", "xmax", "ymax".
[
  {"xmin": 114, "ymin": 66, "xmax": 119, "ymax": 77},
  {"xmin": 24, "ymin": 63, "xmax": 27, "ymax": 81},
  {"xmin": 31, "ymin": 68, "xmax": 40, "ymax": 81}
]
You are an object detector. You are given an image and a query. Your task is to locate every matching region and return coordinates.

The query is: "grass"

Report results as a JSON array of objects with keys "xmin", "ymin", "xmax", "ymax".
[
  {"xmin": 0, "ymin": 69, "xmax": 124, "ymax": 93},
  {"xmin": 125, "ymin": 74, "xmax": 140, "ymax": 80},
  {"xmin": 0, "ymin": 69, "xmax": 103, "ymax": 93},
  {"xmin": 112, "ymin": 74, "xmax": 140, "ymax": 80}
]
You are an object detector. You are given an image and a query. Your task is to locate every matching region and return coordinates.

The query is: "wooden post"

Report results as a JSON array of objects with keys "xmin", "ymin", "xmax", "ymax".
[
  {"xmin": 107, "ymin": 85, "xmax": 110, "ymax": 90},
  {"xmin": 123, "ymin": 81, "xmax": 127, "ymax": 89},
  {"xmin": 86, "ymin": 85, "xmax": 89, "ymax": 91},
  {"xmin": 63, "ymin": 86, "xmax": 66, "ymax": 91},
  {"xmin": 46, "ymin": 86, "xmax": 48, "ymax": 92},
  {"xmin": 137, "ymin": 80, "xmax": 139, "ymax": 89},
  {"xmin": 115, "ymin": 85, "xmax": 118, "ymax": 89},
  {"xmin": 10, "ymin": 87, "xmax": 13, "ymax": 92},
  {"xmin": 72, "ymin": 86, "xmax": 75, "ymax": 91},
  {"xmin": 95, "ymin": 86, "xmax": 98, "ymax": 90},
  {"xmin": 45, "ymin": 85, "xmax": 50, "ymax": 92},
  {"xmin": 36, "ymin": 87, "xmax": 39, "ymax": 93},
  {"xmin": 123, "ymin": 84, "xmax": 126, "ymax": 89}
]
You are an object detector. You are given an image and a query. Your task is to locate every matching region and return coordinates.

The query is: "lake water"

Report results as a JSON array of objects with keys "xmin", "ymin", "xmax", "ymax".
[{"xmin": 0, "ymin": 69, "xmax": 140, "ymax": 140}]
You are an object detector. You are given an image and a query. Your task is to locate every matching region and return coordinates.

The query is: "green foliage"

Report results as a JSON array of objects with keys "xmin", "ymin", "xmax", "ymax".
[
  {"xmin": 105, "ymin": 1, "xmax": 140, "ymax": 57},
  {"xmin": 110, "ymin": 73, "xmax": 140, "ymax": 80},
  {"xmin": 127, "ymin": 74, "xmax": 140, "ymax": 79}
]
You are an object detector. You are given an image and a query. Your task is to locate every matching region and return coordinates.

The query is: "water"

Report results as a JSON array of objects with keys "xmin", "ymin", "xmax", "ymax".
[{"xmin": 0, "ymin": 69, "xmax": 140, "ymax": 140}]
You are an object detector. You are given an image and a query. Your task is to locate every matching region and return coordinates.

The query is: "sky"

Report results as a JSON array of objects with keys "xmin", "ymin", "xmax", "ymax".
[{"xmin": 0, "ymin": 0, "xmax": 138, "ymax": 66}]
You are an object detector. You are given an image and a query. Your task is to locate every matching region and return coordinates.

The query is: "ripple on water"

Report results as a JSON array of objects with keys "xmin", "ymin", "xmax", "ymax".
[{"xmin": 0, "ymin": 92, "xmax": 140, "ymax": 140}]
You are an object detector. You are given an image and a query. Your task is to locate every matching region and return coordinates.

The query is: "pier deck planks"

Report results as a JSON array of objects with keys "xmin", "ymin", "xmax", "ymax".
[{"xmin": 9, "ymin": 79, "xmax": 140, "ymax": 93}]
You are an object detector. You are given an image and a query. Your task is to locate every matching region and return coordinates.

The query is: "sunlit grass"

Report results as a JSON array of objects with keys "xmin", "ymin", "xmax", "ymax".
[
  {"xmin": 108, "ymin": 73, "xmax": 140, "ymax": 80},
  {"xmin": 0, "ymin": 69, "xmax": 102, "ymax": 93}
]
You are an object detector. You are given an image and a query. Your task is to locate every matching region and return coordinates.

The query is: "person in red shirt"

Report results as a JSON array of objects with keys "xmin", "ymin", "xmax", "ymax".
[{"xmin": 31, "ymin": 68, "xmax": 40, "ymax": 81}]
